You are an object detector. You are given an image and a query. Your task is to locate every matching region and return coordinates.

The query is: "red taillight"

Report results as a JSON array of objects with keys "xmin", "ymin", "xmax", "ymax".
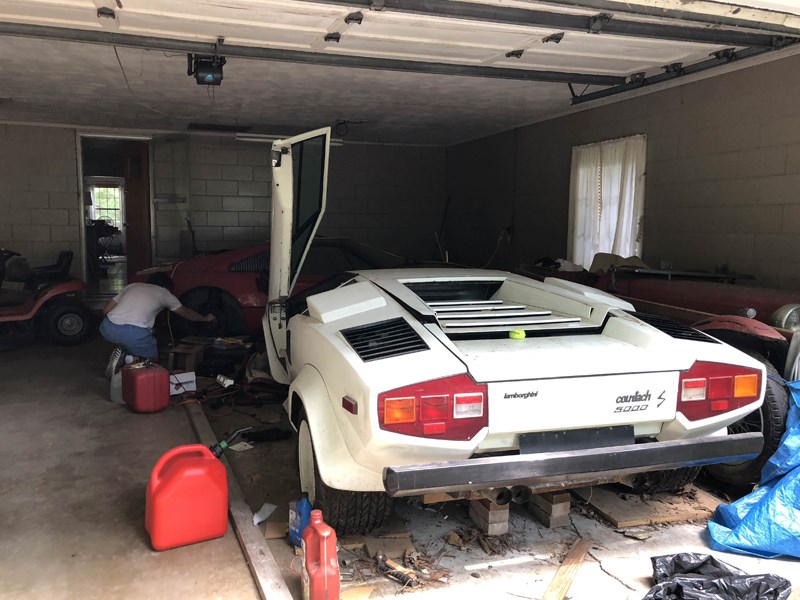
[
  {"xmin": 677, "ymin": 361, "xmax": 761, "ymax": 421},
  {"xmin": 378, "ymin": 374, "xmax": 488, "ymax": 441}
]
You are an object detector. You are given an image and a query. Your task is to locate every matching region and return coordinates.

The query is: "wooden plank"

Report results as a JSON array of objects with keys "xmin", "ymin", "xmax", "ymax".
[
  {"xmin": 185, "ymin": 403, "xmax": 292, "ymax": 600},
  {"xmin": 541, "ymin": 539, "xmax": 592, "ymax": 600},
  {"xmin": 572, "ymin": 485, "xmax": 719, "ymax": 529}
]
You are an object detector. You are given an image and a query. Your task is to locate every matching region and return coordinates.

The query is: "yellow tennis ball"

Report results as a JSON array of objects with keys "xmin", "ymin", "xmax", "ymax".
[{"xmin": 509, "ymin": 329, "xmax": 526, "ymax": 340}]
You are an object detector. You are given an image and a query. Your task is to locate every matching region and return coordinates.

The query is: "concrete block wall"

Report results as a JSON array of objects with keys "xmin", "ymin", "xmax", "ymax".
[
  {"xmin": 152, "ymin": 136, "xmax": 447, "ymax": 262},
  {"xmin": 152, "ymin": 136, "xmax": 271, "ymax": 258},
  {"xmin": 0, "ymin": 125, "xmax": 81, "ymax": 273},
  {"xmin": 446, "ymin": 51, "xmax": 800, "ymax": 289}
]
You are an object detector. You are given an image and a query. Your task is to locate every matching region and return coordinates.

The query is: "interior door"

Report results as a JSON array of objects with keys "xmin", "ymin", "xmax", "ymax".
[
  {"xmin": 122, "ymin": 140, "xmax": 151, "ymax": 275},
  {"xmin": 264, "ymin": 127, "xmax": 331, "ymax": 383}
]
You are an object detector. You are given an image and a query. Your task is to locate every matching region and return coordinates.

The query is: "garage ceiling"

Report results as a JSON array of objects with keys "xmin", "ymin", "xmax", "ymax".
[{"xmin": 0, "ymin": 0, "xmax": 799, "ymax": 144}]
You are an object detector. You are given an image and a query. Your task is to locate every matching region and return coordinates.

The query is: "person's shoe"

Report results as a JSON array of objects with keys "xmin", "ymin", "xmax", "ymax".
[{"xmin": 105, "ymin": 346, "xmax": 125, "ymax": 379}]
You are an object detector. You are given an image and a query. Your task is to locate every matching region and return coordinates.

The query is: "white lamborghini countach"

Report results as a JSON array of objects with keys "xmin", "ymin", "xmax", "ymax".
[{"xmin": 262, "ymin": 128, "xmax": 764, "ymax": 535}]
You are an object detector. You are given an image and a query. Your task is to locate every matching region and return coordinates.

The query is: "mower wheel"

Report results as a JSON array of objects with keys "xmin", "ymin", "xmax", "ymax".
[{"xmin": 42, "ymin": 301, "xmax": 94, "ymax": 346}]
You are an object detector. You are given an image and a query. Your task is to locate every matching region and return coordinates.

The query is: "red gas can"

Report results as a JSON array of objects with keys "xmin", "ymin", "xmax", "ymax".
[
  {"xmin": 145, "ymin": 444, "xmax": 228, "ymax": 551},
  {"xmin": 301, "ymin": 509, "xmax": 340, "ymax": 600},
  {"xmin": 122, "ymin": 363, "xmax": 170, "ymax": 413}
]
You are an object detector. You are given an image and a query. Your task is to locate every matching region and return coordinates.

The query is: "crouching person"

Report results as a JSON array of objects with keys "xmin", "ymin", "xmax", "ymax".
[{"xmin": 100, "ymin": 272, "xmax": 215, "ymax": 376}]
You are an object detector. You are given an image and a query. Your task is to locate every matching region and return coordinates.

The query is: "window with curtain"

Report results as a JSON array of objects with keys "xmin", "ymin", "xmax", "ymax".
[{"xmin": 568, "ymin": 134, "xmax": 646, "ymax": 269}]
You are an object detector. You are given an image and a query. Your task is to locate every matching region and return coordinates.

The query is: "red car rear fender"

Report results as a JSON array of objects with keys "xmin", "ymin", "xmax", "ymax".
[{"xmin": 692, "ymin": 315, "xmax": 787, "ymax": 343}]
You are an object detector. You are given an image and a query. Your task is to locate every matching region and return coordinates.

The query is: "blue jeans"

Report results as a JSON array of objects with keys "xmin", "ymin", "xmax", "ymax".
[{"xmin": 100, "ymin": 318, "xmax": 158, "ymax": 359}]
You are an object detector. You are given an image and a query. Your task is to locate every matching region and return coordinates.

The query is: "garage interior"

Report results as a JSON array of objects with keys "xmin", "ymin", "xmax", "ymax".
[{"xmin": 2, "ymin": 1, "xmax": 800, "ymax": 599}]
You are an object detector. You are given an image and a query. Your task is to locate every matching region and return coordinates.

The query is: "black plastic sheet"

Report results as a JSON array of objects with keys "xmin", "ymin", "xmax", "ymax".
[{"xmin": 641, "ymin": 553, "xmax": 791, "ymax": 600}]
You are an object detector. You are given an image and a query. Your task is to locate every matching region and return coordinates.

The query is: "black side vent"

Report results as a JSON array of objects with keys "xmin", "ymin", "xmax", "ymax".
[
  {"xmin": 229, "ymin": 251, "xmax": 268, "ymax": 272},
  {"xmin": 341, "ymin": 318, "xmax": 429, "ymax": 362},
  {"xmin": 629, "ymin": 312, "xmax": 719, "ymax": 344}
]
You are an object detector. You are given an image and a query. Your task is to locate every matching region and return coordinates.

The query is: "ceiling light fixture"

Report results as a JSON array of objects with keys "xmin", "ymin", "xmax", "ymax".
[{"xmin": 187, "ymin": 53, "xmax": 227, "ymax": 86}]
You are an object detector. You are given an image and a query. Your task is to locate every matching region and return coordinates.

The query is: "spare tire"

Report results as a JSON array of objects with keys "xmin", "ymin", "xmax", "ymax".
[{"xmin": 705, "ymin": 350, "xmax": 788, "ymax": 488}]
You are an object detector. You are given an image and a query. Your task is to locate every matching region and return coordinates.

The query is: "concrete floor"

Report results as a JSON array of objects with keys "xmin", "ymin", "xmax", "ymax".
[
  {"xmin": 0, "ymin": 338, "xmax": 258, "ymax": 599},
  {"xmin": 2, "ymin": 337, "xmax": 798, "ymax": 600}
]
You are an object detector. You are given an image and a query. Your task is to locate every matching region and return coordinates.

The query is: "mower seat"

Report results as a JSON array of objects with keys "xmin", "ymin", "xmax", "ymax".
[{"xmin": 27, "ymin": 251, "xmax": 73, "ymax": 283}]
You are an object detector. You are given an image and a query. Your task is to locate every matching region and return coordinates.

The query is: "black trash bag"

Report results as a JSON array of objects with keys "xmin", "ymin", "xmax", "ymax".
[{"xmin": 642, "ymin": 553, "xmax": 791, "ymax": 600}]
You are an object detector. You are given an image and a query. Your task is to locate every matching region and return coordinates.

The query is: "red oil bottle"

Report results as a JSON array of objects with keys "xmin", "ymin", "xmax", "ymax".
[
  {"xmin": 145, "ymin": 444, "xmax": 228, "ymax": 551},
  {"xmin": 122, "ymin": 363, "xmax": 170, "ymax": 413},
  {"xmin": 301, "ymin": 509, "xmax": 340, "ymax": 600}
]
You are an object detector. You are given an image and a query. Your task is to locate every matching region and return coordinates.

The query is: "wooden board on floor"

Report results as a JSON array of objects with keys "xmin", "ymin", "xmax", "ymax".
[
  {"xmin": 572, "ymin": 485, "xmax": 721, "ymax": 529},
  {"xmin": 541, "ymin": 538, "xmax": 592, "ymax": 600},
  {"xmin": 185, "ymin": 403, "xmax": 292, "ymax": 600}
]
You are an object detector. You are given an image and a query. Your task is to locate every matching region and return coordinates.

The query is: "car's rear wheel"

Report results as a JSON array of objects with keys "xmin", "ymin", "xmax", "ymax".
[
  {"xmin": 629, "ymin": 467, "xmax": 700, "ymax": 494},
  {"xmin": 297, "ymin": 417, "xmax": 393, "ymax": 536},
  {"xmin": 705, "ymin": 350, "xmax": 788, "ymax": 488}
]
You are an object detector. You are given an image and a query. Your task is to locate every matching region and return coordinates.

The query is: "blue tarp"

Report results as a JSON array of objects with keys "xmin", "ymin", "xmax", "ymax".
[{"xmin": 708, "ymin": 379, "xmax": 800, "ymax": 558}]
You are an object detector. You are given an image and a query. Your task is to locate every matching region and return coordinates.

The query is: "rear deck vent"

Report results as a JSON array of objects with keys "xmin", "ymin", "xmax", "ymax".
[
  {"xmin": 341, "ymin": 318, "xmax": 428, "ymax": 362},
  {"xmin": 630, "ymin": 312, "xmax": 718, "ymax": 343}
]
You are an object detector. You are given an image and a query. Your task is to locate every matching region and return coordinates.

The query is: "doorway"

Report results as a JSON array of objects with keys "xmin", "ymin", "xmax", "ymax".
[{"xmin": 80, "ymin": 137, "xmax": 152, "ymax": 298}]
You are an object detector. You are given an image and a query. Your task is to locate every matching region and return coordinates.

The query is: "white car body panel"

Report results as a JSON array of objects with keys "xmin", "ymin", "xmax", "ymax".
[{"xmin": 267, "ymin": 130, "xmax": 767, "ymax": 495}]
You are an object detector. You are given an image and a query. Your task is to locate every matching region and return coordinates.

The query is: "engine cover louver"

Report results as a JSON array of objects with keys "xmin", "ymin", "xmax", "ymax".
[
  {"xmin": 341, "ymin": 318, "xmax": 429, "ymax": 362},
  {"xmin": 630, "ymin": 312, "xmax": 719, "ymax": 344}
]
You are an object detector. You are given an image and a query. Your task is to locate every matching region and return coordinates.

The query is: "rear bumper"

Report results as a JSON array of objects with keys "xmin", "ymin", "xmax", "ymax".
[{"xmin": 383, "ymin": 432, "xmax": 762, "ymax": 497}]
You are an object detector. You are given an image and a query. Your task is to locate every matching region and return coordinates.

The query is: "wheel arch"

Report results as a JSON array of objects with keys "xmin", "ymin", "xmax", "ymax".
[
  {"xmin": 693, "ymin": 316, "xmax": 789, "ymax": 374},
  {"xmin": 289, "ymin": 364, "xmax": 383, "ymax": 492},
  {"xmin": 179, "ymin": 286, "xmax": 248, "ymax": 335}
]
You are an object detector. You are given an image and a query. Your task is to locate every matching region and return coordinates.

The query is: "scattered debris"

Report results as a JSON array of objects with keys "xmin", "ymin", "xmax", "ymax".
[
  {"xmin": 445, "ymin": 530, "xmax": 465, "ymax": 549},
  {"xmin": 252, "ymin": 502, "xmax": 276, "ymax": 526},
  {"xmin": 444, "ymin": 527, "xmax": 513, "ymax": 555},
  {"xmin": 615, "ymin": 526, "xmax": 658, "ymax": 542}
]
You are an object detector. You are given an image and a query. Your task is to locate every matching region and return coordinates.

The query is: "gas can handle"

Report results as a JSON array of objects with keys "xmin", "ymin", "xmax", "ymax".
[{"xmin": 150, "ymin": 444, "xmax": 210, "ymax": 487}]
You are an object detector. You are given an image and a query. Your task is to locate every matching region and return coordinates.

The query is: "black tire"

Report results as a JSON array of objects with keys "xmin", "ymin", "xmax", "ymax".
[
  {"xmin": 630, "ymin": 467, "xmax": 701, "ymax": 494},
  {"xmin": 705, "ymin": 351, "xmax": 788, "ymax": 487},
  {"xmin": 297, "ymin": 416, "xmax": 393, "ymax": 536},
  {"xmin": 175, "ymin": 288, "xmax": 248, "ymax": 338},
  {"xmin": 42, "ymin": 301, "xmax": 94, "ymax": 346}
]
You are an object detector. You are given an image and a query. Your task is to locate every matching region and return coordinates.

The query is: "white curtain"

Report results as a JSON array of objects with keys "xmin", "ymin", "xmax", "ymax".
[{"xmin": 569, "ymin": 135, "xmax": 646, "ymax": 269}]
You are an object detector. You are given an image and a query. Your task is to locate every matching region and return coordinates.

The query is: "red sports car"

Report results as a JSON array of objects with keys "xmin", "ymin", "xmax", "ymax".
[{"xmin": 135, "ymin": 238, "xmax": 412, "ymax": 336}]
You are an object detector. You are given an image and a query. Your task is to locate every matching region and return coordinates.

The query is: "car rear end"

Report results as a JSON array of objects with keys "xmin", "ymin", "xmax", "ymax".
[{"xmin": 294, "ymin": 271, "xmax": 765, "ymax": 495}]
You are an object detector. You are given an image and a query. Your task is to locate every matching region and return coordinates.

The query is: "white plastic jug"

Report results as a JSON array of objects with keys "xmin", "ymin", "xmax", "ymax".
[{"xmin": 110, "ymin": 370, "xmax": 124, "ymax": 404}]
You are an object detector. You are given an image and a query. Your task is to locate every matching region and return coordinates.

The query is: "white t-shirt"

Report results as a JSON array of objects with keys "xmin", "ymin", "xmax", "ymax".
[{"xmin": 107, "ymin": 283, "xmax": 182, "ymax": 329}]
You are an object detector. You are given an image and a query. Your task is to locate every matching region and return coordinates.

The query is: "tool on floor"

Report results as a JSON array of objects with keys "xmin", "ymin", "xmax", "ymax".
[
  {"xmin": 145, "ymin": 427, "xmax": 251, "ymax": 551},
  {"xmin": 375, "ymin": 551, "xmax": 418, "ymax": 587},
  {"xmin": 301, "ymin": 509, "xmax": 340, "ymax": 600}
]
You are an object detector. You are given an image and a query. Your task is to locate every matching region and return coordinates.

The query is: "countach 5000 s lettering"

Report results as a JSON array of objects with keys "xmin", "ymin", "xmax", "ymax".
[
  {"xmin": 261, "ymin": 128, "xmax": 766, "ymax": 536},
  {"xmin": 616, "ymin": 390, "xmax": 652, "ymax": 403}
]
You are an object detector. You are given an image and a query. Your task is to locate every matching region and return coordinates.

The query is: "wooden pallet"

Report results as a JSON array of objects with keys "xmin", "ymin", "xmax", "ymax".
[{"xmin": 572, "ymin": 485, "xmax": 721, "ymax": 528}]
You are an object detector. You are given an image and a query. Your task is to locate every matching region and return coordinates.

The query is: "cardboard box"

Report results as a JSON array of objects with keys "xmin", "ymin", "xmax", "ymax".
[{"xmin": 169, "ymin": 371, "xmax": 196, "ymax": 396}]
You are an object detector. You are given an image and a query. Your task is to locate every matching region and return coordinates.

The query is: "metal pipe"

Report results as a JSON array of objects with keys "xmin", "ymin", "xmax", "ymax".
[
  {"xmin": 480, "ymin": 487, "xmax": 514, "ymax": 506},
  {"xmin": 511, "ymin": 485, "xmax": 533, "ymax": 504}
]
